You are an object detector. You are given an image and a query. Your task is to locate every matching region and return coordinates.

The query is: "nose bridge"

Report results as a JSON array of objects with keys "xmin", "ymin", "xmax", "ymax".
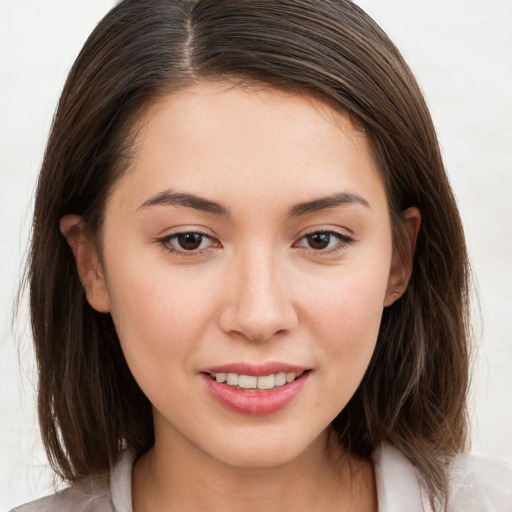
[{"xmin": 220, "ymin": 244, "xmax": 296, "ymax": 341}]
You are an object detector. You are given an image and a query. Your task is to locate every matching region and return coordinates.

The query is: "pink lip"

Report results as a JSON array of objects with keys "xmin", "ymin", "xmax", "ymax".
[{"xmin": 201, "ymin": 363, "xmax": 311, "ymax": 416}]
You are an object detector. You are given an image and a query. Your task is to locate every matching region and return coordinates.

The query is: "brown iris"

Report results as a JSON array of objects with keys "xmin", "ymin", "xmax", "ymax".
[
  {"xmin": 305, "ymin": 232, "xmax": 332, "ymax": 250},
  {"xmin": 176, "ymin": 233, "xmax": 204, "ymax": 250}
]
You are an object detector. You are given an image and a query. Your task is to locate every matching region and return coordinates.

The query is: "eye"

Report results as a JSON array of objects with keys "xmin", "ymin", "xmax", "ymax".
[
  {"xmin": 158, "ymin": 231, "xmax": 218, "ymax": 254},
  {"xmin": 295, "ymin": 230, "xmax": 353, "ymax": 252}
]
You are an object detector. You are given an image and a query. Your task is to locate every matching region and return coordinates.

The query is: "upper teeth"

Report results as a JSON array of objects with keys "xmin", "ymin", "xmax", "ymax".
[{"xmin": 213, "ymin": 372, "xmax": 299, "ymax": 390}]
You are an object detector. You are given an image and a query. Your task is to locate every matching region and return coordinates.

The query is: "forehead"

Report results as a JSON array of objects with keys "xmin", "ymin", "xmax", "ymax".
[
  {"xmin": 136, "ymin": 80, "xmax": 367, "ymax": 148},
  {"xmin": 110, "ymin": 80, "xmax": 386, "ymax": 212}
]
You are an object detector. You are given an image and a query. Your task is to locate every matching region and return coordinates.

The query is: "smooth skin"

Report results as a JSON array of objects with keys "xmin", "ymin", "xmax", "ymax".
[{"xmin": 61, "ymin": 81, "xmax": 420, "ymax": 512}]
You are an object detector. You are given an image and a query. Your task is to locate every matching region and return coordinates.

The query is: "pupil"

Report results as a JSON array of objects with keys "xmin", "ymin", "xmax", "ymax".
[
  {"xmin": 178, "ymin": 233, "xmax": 202, "ymax": 250},
  {"xmin": 307, "ymin": 233, "xmax": 330, "ymax": 249}
]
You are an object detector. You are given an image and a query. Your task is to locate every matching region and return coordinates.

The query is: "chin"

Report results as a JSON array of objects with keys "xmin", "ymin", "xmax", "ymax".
[{"xmin": 197, "ymin": 426, "xmax": 329, "ymax": 470}]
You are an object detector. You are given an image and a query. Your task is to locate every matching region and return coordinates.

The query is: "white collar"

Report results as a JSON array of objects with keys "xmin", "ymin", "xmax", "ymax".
[
  {"xmin": 109, "ymin": 444, "xmax": 429, "ymax": 512},
  {"xmin": 373, "ymin": 444, "xmax": 433, "ymax": 511}
]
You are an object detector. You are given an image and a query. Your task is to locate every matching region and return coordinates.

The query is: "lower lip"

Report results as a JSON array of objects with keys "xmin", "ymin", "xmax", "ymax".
[{"xmin": 202, "ymin": 373, "xmax": 309, "ymax": 416}]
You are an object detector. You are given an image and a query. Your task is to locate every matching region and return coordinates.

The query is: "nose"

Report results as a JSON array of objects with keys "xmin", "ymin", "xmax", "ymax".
[{"xmin": 218, "ymin": 248, "xmax": 298, "ymax": 343}]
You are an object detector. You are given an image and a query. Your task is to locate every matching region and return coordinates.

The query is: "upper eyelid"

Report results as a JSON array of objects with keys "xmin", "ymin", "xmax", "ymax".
[
  {"xmin": 156, "ymin": 224, "xmax": 216, "ymax": 236},
  {"xmin": 156, "ymin": 228, "xmax": 353, "ymax": 240},
  {"xmin": 295, "ymin": 226, "xmax": 354, "ymax": 240}
]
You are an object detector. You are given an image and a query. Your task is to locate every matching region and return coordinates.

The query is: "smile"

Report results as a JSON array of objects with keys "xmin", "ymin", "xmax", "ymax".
[
  {"xmin": 210, "ymin": 371, "xmax": 303, "ymax": 390},
  {"xmin": 202, "ymin": 366, "xmax": 311, "ymax": 416}
]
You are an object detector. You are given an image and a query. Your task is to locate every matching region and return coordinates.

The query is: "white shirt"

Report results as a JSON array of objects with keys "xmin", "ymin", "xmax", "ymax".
[{"xmin": 11, "ymin": 444, "xmax": 512, "ymax": 511}]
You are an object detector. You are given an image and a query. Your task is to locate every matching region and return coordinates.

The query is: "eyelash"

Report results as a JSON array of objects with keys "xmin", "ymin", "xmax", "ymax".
[
  {"xmin": 155, "ymin": 229, "xmax": 354, "ymax": 256},
  {"xmin": 293, "ymin": 229, "xmax": 354, "ymax": 254},
  {"xmin": 156, "ymin": 230, "xmax": 219, "ymax": 256}
]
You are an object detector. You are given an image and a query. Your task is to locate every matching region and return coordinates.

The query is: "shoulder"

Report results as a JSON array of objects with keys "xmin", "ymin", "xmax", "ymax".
[
  {"xmin": 9, "ymin": 451, "xmax": 134, "ymax": 512},
  {"xmin": 447, "ymin": 453, "xmax": 512, "ymax": 511},
  {"xmin": 374, "ymin": 444, "xmax": 512, "ymax": 512},
  {"xmin": 9, "ymin": 476, "xmax": 112, "ymax": 512}
]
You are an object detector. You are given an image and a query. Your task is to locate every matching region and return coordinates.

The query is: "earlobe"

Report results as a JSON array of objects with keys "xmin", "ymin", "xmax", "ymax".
[
  {"xmin": 60, "ymin": 215, "xmax": 111, "ymax": 313},
  {"xmin": 384, "ymin": 207, "xmax": 421, "ymax": 307}
]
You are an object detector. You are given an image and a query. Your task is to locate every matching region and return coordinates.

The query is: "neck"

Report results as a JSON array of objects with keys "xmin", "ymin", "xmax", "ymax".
[{"xmin": 132, "ymin": 428, "xmax": 377, "ymax": 512}]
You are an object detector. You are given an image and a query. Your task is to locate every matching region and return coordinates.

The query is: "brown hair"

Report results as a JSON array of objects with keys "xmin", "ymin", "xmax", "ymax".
[{"xmin": 27, "ymin": 0, "xmax": 470, "ymax": 504}]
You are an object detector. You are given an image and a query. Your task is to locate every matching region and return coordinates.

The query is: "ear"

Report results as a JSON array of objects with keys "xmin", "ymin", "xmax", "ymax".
[
  {"xmin": 384, "ymin": 207, "xmax": 421, "ymax": 307},
  {"xmin": 60, "ymin": 215, "xmax": 111, "ymax": 313}
]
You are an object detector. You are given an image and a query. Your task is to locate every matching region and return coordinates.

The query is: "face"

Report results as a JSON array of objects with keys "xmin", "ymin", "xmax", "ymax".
[{"xmin": 65, "ymin": 81, "xmax": 414, "ymax": 469}]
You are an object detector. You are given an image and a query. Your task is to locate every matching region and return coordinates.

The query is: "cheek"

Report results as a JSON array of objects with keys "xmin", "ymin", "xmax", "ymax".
[
  {"xmin": 299, "ymin": 256, "xmax": 390, "ymax": 377},
  {"xmin": 302, "ymin": 280, "xmax": 385, "ymax": 419},
  {"xmin": 103, "ymin": 258, "xmax": 220, "ymax": 374}
]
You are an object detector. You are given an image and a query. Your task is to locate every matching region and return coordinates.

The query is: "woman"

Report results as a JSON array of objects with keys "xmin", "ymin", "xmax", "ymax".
[{"xmin": 11, "ymin": 0, "xmax": 511, "ymax": 511}]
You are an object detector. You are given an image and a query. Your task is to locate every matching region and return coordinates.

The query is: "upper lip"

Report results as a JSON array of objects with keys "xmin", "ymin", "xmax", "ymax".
[{"xmin": 201, "ymin": 362, "xmax": 310, "ymax": 376}]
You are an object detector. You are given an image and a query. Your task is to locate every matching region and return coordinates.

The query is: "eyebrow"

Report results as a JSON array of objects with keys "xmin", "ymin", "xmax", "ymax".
[
  {"xmin": 288, "ymin": 192, "xmax": 370, "ymax": 217},
  {"xmin": 138, "ymin": 190, "xmax": 230, "ymax": 216},
  {"xmin": 137, "ymin": 190, "xmax": 369, "ymax": 217}
]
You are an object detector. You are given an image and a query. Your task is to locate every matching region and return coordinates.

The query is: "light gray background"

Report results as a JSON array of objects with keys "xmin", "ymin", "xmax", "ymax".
[{"xmin": 1, "ymin": 0, "xmax": 511, "ymax": 509}]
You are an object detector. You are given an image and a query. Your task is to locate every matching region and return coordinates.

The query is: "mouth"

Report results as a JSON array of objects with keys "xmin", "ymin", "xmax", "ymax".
[
  {"xmin": 206, "ymin": 370, "xmax": 307, "ymax": 391},
  {"xmin": 201, "ymin": 365, "xmax": 311, "ymax": 415}
]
